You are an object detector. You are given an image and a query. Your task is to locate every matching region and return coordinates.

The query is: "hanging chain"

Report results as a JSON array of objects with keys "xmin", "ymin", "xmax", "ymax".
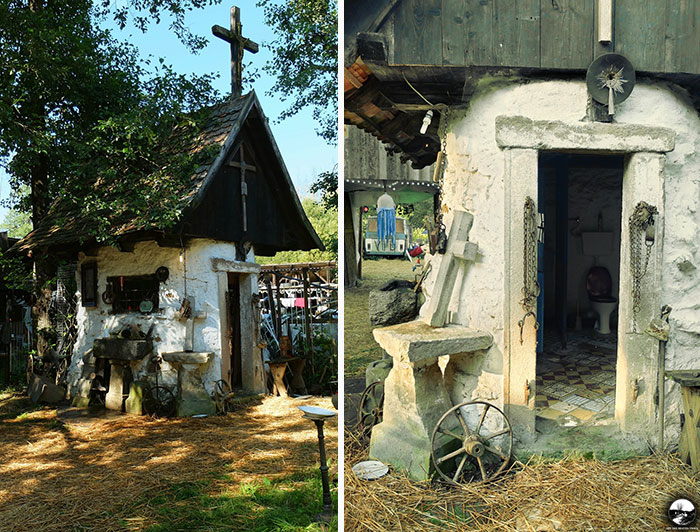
[
  {"xmin": 432, "ymin": 104, "xmax": 450, "ymax": 254},
  {"xmin": 629, "ymin": 201, "xmax": 658, "ymax": 332},
  {"xmin": 519, "ymin": 197, "xmax": 540, "ymax": 344},
  {"xmin": 435, "ymin": 105, "xmax": 449, "ymax": 227}
]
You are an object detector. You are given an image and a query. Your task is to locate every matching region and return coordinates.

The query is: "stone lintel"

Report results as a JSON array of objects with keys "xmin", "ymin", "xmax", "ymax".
[
  {"xmin": 373, "ymin": 320, "xmax": 493, "ymax": 364},
  {"xmin": 495, "ymin": 115, "xmax": 676, "ymax": 153},
  {"xmin": 211, "ymin": 258, "xmax": 260, "ymax": 274}
]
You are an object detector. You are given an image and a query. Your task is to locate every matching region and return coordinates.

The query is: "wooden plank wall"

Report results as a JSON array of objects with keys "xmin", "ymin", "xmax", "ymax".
[{"xmin": 385, "ymin": 0, "xmax": 700, "ymax": 74}]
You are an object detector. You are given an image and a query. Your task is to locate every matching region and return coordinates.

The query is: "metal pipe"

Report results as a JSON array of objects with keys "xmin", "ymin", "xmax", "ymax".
[{"xmin": 314, "ymin": 419, "xmax": 333, "ymax": 513}]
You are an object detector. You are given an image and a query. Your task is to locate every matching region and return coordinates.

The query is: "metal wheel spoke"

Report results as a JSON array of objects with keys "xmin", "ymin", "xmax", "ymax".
[
  {"xmin": 452, "ymin": 455, "xmax": 468, "ymax": 483},
  {"xmin": 476, "ymin": 404, "xmax": 490, "ymax": 434},
  {"xmin": 454, "ymin": 409, "xmax": 471, "ymax": 436},
  {"xmin": 483, "ymin": 444, "xmax": 508, "ymax": 461},
  {"xmin": 436, "ymin": 446, "xmax": 466, "ymax": 465},
  {"xmin": 483, "ymin": 428, "xmax": 511, "ymax": 441},
  {"xmin": 477, "ymin": 456, "xmax": 487, "ymax": 481},
  {"xmin": 437, "ymin": 426, "xmax": 464, "ymax": 441}
]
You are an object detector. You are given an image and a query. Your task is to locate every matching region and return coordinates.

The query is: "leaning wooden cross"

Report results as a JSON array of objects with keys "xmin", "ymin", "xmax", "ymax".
[
  {"xmin": 423, "ymin": 210, "xmax": 479, "ymax": 328},
  {"xmin": 212, "ymin": 6, "xmax": 259, "ymax": 97}
]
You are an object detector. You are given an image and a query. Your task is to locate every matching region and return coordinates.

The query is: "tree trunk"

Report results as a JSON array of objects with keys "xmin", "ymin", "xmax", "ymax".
[{"xmin": 27, "ymin": 0, "xmax": 54, "ymax": 360}]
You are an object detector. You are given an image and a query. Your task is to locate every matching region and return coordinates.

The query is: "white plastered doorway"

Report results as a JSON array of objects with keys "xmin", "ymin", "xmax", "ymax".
[{"xmin": 496, "ymin": 115, "xmax": 675, "ymax": 444}]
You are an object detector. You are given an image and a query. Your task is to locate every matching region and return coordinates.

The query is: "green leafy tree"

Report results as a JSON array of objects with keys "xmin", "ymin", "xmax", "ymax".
[
  {"xmin": 257, "ymin": 0, "xmax": 338, "ymax": 208},
  {"xmin": 0, "ymin": 0, "xmax": 222, "ymax": 356},
  {"xmin": 257, "ymin": 0, "xmax": 337, "ymax": 144},
  {"xmin": 0, "ymin": 209, "xmax": 32, "ymax": 239},
  {"xmin": 309, "ymin": 165, "xmax": 337, "ymax": 211}
]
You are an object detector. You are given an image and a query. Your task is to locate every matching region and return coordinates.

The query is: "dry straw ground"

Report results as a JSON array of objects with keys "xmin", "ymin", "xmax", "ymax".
[
  {"xmin": 0, "ymin": 393, "xmax": 337, "ymax": 532},
  {"xmin": 345, "ymin": 429, "xmax": 700, "ymax": 531}
]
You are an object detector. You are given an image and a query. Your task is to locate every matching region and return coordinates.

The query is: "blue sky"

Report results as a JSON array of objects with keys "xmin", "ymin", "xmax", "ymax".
[{"xmin": 0, "ymin": 1, "xmax": 337, "ymax": 223}]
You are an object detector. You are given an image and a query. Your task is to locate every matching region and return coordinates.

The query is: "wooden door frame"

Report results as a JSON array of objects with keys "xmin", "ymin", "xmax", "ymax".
[{"xmin": 214, "ymin": 259, "xmax": 265, "ymax": 393}]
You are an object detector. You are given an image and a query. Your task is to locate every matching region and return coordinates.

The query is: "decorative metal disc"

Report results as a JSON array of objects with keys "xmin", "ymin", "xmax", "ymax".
[
  {"xmin": 352, "ymin": 460, "xmax": 389, "ymax": 480},
  {"xmin": 155, "ymin": 266, "xmax": 170, "ymax": 282},
  {"xmin": 586, "ymin": 53, "xmax": 635, "ymax": 106}
]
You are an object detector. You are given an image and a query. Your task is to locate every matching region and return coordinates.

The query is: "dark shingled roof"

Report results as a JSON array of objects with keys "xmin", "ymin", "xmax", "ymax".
[{"xmin": 13, "ymin": 91, "xmax": 323, "ymax": 255}]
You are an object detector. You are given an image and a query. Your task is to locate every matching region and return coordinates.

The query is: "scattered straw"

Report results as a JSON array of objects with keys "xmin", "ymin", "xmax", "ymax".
[
  {"xmin": 345, "ymin": 428, "xmax": 699, "ymax": 531},
  {"xmin": 0, "ymin": 395, "xmax": 337, "ymax": 532}
]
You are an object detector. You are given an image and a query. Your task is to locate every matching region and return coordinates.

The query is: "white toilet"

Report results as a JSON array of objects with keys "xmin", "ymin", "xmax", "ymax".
[{"xmin": 586, "ymin": 266, "xmax": 617, "ymax": 334}]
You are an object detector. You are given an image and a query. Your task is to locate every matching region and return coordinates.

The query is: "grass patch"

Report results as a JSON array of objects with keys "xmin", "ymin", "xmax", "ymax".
[
  {"xmin": 345, "ymin": 258, "xmax": 416, "ymax": 376},
  {"xmin": 0, "ymin": 389, "xmax": 42, "ymax": 420},
  {"xmin": 142, "ymin": 468, "xmax": 337, "ymax": 532}
]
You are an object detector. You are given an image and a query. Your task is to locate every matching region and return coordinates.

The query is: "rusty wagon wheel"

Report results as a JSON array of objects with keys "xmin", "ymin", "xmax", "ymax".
[
  {"xmin": 357, "ymin": 381, "xmax": 384, "ymax": 439},
  {"xmin": 214, "ymin": 379, "xmax": 235, "ymax": 414},
  {"xmin": 431, "ymin": 401, "xmax": 513, "ymax": 485},
  {"xmin": 143, "ymin": 385, "xmax": 176, "ymax": 418}
]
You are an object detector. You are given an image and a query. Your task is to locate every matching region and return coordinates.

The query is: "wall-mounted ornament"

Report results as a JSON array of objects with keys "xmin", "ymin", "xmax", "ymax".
[
  {"xmin": 155, "ymin": 266, "xmax": 169, "ymax": 282},
  {"xmin": 586, "ymin": 53, "xmax": 636, "ymax": 116},
  {"xmin": 102, "ymin": 281, "xmax": 114, "ymax": 305}
]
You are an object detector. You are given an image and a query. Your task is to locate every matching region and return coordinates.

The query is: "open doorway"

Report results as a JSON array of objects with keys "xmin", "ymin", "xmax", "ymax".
[
  {"xmin": 227, "ymin": 273, "xmax": 242, "ymax": 389},
  {"xmin": 535, "ymin": 153, "xmax": 624, "ymax": 428}
]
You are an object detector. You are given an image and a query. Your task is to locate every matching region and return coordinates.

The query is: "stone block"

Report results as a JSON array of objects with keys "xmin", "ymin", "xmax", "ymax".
[
  {"xmin": 176, "ymin": 363, "xmax": 216, "ymax": 417},
  {"xmin": 105, "ymin": 363, "xmax": 126, "ymax": 411},
  {"xmin": 125, "ymin": 381, "xmax": 145, "ymax": 415},
  {"xmin": 373, "ymin": 321, "xmax": 493, "ymax": 365},
  {"xmin": 93, "ymin": 338, "xmax": 153, "ymax": 361},
  {"xmin": 162, "ymin": 351, "xmax": 212, "ymax": 365},
  {"xmin": 369, "ymin": 360, "xmax": 453, "ymax": 480},
  {"xmin": 366, "ymin": 359, "xmax": 392, "ymax": 388},
  {"xmin": 28, "ymin": 373, "xmax": 65, "ymax": 404},
  {"xmin": 369, "ymin": 280, "xmax": 418, "ymax": 327}
]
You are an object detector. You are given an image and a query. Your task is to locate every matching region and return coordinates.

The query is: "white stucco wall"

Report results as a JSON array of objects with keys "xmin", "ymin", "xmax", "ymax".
[
  {"xmin": 66, "ymin": 239, "xmax": 256, "ymax": 399},
  {"xmin": 420, "ymin": 78, "xmax": 700, "ymax": 432}
]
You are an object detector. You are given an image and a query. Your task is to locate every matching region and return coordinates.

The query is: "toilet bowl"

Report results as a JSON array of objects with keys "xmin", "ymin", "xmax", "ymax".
[{"xmin": 586, "ymin": 266, "xmax": 617, "ymax": 335}]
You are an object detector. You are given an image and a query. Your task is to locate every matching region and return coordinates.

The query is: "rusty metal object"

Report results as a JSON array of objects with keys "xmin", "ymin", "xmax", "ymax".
[
  {"xmin": 358, "ymin": 381, "xmax": 384, "ymax": 441},
  {"xmin": 431, "ymin": 401, "xmax": 513, "ymax": 485}
]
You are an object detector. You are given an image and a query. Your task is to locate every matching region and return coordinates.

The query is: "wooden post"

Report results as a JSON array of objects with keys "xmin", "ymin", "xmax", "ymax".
[
  {"xmin": 357, "ymin": 206, "xmax": 363, "ymax": 280},
  {"xmin": 274, "ymin": 273, "xmax": 283, "ymax": 340},
  {"xmin": 302, "ymin": 268, "xmax": 314, "ymax": 370},
  {"xmin": 594, "ymin": 0, "xmax": 614, "ymax": 57},
  {"xmin": 211, "ymin": 6, "xmax": 259, "ymax": 97},
  {"xmin": 264, "ymin": 275, "xmax": 277, "ymax": 339}
]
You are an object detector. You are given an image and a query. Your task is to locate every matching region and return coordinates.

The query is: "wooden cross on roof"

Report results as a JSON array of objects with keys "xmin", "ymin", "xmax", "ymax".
[{"xmin": 212, "ymin": 6, "xmax": 259, "ymax": 97}]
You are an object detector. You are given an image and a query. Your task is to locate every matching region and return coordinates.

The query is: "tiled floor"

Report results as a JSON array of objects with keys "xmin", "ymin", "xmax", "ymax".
[{"xmin": 536, "ymin": 329, "xmax": 617, "ymax": 427}]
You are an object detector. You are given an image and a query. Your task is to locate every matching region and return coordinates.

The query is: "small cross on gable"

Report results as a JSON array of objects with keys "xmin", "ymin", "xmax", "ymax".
[
  {"xmin": 227, "ymin": 143, "xmax": 257, "ymax": 234},
  {"xmin": 212, "ymin": 6, "xmax": 259, "ymax": 97}
]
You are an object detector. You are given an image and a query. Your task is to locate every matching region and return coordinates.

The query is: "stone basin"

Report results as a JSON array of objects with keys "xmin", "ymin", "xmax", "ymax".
[
  {"xmin": 372, "ymin": 320, "xmax": 493, "ymax": 364},
  {"xmin": 162, "ymin": 351, "xmax": 213, "ymax": 365},
  {"xmin": 93, "ymin": 338, "xmax": 153, "ymax": 361}
]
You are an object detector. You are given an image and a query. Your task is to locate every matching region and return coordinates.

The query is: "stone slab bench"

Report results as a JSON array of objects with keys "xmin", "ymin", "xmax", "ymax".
[{"xmin": 369, "ymin": 320, "xmax": 493, "ymax": 480}]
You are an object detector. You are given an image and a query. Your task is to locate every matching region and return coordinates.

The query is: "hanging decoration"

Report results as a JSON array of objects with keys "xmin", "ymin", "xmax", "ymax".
[
  {"xmin": 586, "ymin": 53, "xmax": 636, "ymax": 116},
  {"xmin": 402, "ymin": 73, "xmax": 450, "ymax": 254},
  {"xmin": 519, "ymin": 197, "xmax": 540, "ymax": 345},
  {"xmin": 629, "ymin": 201, "xmax": 658, "ymax": 332},
  {"xmin": 376, "ymin": 191, "xmax": 397, "ymax": 251}
]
